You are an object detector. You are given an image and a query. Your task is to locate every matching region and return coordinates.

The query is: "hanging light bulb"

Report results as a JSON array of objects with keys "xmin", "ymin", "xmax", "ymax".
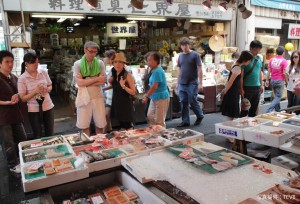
[
  {"xmin": 85, "ymin": 0, "xmax": 98, "ymax": 8},
  {"xmin": 202, "ymin": 0, "xmax": 212, "ymax": 10},
  {"xmin": 131, "ymin": 0, "xmax": 144, "ymax": 9},
  {"xmin": 177, "ymin": 19, "xmax": 182, "ymax": 27},
  {"xmin": 218, "ymin": 0, "xmax": 230, "ymax": 12},
  {"xmin": 238, "ymin": 3, "xmax": 252, "ymax": 19}
]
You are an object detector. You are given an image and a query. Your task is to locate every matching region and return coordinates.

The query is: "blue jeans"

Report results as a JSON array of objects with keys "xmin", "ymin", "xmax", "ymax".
[
  {"xmin": 266, "ymin": 80, "xmax": 285, "ymax": 113},
  {"xmin": 178, "ymin": 83, "xmax": 204, "ymax": 124}
]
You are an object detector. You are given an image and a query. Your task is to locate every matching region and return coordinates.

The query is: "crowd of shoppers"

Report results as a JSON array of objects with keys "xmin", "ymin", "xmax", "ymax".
[{"xmin": 5, "ymin": 37, "xmax": 300, "ymax": 174}]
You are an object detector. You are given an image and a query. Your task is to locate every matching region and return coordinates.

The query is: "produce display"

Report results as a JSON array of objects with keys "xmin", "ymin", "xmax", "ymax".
[
  {"xmin": 256, "ymin": 112, "xmax": 295, "ymax": 122},
  {"xmin": 160, "ymin": 128, "xmax": 198, "ymax": 141},
  {"xmin": 65, "ymin": 133, "xmax": 93, "ymax": 146}
]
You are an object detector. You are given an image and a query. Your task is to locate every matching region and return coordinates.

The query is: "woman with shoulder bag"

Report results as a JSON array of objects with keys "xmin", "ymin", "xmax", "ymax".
[
  {"xmin": 110, "ymin": 53, "xmax": 136, "ymax": 130},
  {"xmin": 221, "ymin": 51, "xmax": 253, "ymax": 120}
]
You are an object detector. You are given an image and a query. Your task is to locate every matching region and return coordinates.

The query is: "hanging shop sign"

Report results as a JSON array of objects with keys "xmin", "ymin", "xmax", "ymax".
[
  {"xmin": 251, "ymin": 0, "xmax": 300, "ymax": 12},
  {"xmin": 288, "ymin": 24, "xmax": 300, "ymax": 39},
  {"xmin": 3, "ymin": 0, "xmax": 233, "ymax": 21},
  {"xmin": 106, "ymin": 23, "xmax": 138, "ymax": 37}
]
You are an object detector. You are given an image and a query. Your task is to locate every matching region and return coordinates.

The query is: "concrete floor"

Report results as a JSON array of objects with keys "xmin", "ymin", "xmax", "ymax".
[{"xmin": 0, "ymin": 96, "xmax": 291, "ymax": 203}]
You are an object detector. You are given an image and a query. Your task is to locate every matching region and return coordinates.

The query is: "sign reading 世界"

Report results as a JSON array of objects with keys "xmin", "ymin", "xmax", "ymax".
[
  {"xmin": 3, "ymin": 0, "xmax": 233, "ymax": 21},
  {"xmin": 106, "ymin": 23, "xmax": 138, "ymax": 37},
  {"xmin": 288, "ymin": 24, "xmax": 300, "ymax": 39}
]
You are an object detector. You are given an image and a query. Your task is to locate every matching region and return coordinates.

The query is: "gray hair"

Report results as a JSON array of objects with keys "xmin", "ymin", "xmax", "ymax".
[{"xmin": 84, "ymin": 41, "xmax": 100, "ymax": 49}]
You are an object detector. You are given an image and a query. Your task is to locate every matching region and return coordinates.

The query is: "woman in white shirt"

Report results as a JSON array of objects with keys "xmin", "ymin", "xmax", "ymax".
[{"xmin": 286, "ymin": 50, "xmax": 300, "ymax": 108}]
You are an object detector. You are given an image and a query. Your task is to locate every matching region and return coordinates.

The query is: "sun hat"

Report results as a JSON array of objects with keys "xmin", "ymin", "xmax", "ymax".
[
  {"xmin": 209, "ymin": 35, "xmax": 225, "ymax": 52},
  {"xmin": 241, "ymin": 98, "xmax": 251, "ymax": 111},
  {"xmin": 131, "ymin": 0, "xmax": 144, "ymax": 9},
  {"xmin": 113, "ymin": 53, "xmax": 127, "ymax": 63}
]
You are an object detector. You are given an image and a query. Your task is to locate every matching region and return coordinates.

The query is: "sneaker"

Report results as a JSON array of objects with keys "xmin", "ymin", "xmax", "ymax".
[{"xmin": 10, "ymin": 164, "xmax": 21, "ymax": 174}]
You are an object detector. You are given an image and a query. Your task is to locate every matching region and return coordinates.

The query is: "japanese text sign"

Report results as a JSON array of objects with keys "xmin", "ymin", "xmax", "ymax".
[
  {"xmin": 288, "ymin": 24, "xmax": 300, "ymax": 39},
  {"xmin": 107, "ymin": 23, "xmax": 138, "ymax": 37}
]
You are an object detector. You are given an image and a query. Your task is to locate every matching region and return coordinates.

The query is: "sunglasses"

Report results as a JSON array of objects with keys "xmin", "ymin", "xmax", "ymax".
[{"xmin": 292, "ymin": 56, "xmax": 299, "ymax": 59}]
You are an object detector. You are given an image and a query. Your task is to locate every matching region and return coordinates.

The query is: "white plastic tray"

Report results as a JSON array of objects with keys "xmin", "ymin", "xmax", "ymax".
[{"xmin": 280, "ymin": 141, "xmax": 300, "ymax": 154}]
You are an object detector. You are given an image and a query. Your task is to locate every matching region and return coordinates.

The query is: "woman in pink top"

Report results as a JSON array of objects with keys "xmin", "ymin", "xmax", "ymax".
[{"xmin": 18, "ymin": 52, "xmax": 54, "ymax": 139}]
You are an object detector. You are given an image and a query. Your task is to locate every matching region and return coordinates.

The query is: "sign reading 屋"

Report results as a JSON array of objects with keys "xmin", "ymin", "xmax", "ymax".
[
  {"xmin": 288, "ymin": 24, "xmax": 300, "ymax": 39},
  {"xmin": 106, "ymin": 23, "xmax": 138, "ymax": 37}
]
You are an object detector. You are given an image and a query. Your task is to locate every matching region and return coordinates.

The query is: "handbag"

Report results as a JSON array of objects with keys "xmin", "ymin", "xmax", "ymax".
[{"xmin": 123, "ymin": 71, "xmax": 139, "ymax": 103}]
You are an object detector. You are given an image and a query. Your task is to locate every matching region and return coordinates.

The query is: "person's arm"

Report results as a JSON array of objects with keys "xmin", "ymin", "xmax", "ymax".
[
  {"xmin": 103, "ymin": 85, "xmax": 112, "ymax": 91},
  {"xmin": 120, "ymin": 73, "xmax": 136, "ymax": 96},
  {"xmin": 0, "ymin": 96, "xmax": 18, "ymax": 105},
  {"xmin": 145, "ymin": 82, "xmax": 159, "ymax": 98},
  {"xmin": 222, "ymin": 68, "xmax": 239, "ymax": 96},
  {"xmin": 265, "ymin": 67, "xmax": 271, "ymax": 87},
  {"xmin": 198, "ymin": 65, "xmax": 203, "ymax": 92},
  {"xmin": 19, "ymin": 87, "xmax": 40, "ymax": 102},
  {"xmin": 240, "ymin": 68, "xmax": 245, "ymax": 98},
  {"xmin": 259, "ymin": 70, "xmax": 264, "ymax": 93}
]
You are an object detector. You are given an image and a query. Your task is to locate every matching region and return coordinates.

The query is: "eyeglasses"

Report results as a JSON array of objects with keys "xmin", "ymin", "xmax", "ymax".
[
  {"xmin": 86, "ymin": 49, "xmax": 98, "ymax": 54},
  {"xmin": 292, "ymin": 56, "xmax": 299, "ymax": 59},
  {"xmin": 113, "ymin": 60, "xmax": 124, "ymax": 63}
]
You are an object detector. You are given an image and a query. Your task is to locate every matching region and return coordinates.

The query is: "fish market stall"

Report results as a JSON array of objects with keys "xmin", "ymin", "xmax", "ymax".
[{"xmin": 121, "ymin": 141, "xmax": 299, "ymax": 204}]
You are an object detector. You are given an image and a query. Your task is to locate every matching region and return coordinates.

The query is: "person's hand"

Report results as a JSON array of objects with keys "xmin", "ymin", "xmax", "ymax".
[
  {"xmin": 98, "ymin": 74, "xmax": 106, "ymax": 84},
  {"xmin": 3, "ymin": 101, "xmax": 14, "ymax": 105},
  {"xmin": 108, "ymin": 76, "xmax": 113, "ymax": 84},
  {"xmin": 259, "ymin": 85, "xmax": 264, "ymax": 93},
  {"xmin": 265, "ymin": 80, "xmax": 269, "ymax": 88},
  {"xmin": 240, "ymin": 89, "xmax": 244, "ymax": 98},
  {"xmin": 294, "ymin": 83, "xmax": 300, "ymax": 95},
  {"xmin": 119, "ymin": 76, "xmax": 126, "ymax": 88},
  {"xmin": 11, "ymin": 94, "xmax": 19, "ymax": 104},
  {"xmin": 221, "ymin": 89, "xmax": 226, "ymax": 99},
  {"xmin": 142, "ymin": 97, "xmax": 148, "ymax": 104},
  {"xmin": 198, "ymin": 84, "xmax": 203, "ymax": 93},
  {"xmin": 77, "ymin": 73, "xmax": 82, "ymax": 79}
]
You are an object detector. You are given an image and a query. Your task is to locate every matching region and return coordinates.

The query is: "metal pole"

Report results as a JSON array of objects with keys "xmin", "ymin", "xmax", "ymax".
[{"xmin": 19, "ymin": 0, "xmax": 26, "ymax": 39}]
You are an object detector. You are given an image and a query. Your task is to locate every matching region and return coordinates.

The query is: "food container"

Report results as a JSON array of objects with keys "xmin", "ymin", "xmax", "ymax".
[
  {"xmin": 215, "ymin": 117, "xmax": 271, "ymax": 140},
  {"xmin": 243, "ymin": 124, "xmax": 294, "ymax": 147}
]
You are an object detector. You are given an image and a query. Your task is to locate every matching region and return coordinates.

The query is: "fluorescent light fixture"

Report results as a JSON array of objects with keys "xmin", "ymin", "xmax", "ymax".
[
  {"xmin": 57, "ymin": 18, "xmax": 66, "ymax": 23},
  {"xmin": 31, "ymin": 13, "xmax": 85, "ymax": 19},
  {"xmin": 128, "ymin": 20, "xmax": 137, "ymax": 24},
  {"xmin": 126, "ymin": 17, "xmax": 166, "ymax": 21},
  {"xmin": 74, "ymin": 22, "xmax": 80, "ymax": 26},
  {"xmin": 190, "ymin": 19, "xmax": 205, "ymax": 23},
  {"xmin": 88, "ymin": 17, "xmax": 94, "ymax": 19}
]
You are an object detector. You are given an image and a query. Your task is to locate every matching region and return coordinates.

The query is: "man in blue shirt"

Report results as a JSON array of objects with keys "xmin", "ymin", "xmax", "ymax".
[{"xmin": 177, "ymin": 37, "xmax": 204, "ymax": 127}]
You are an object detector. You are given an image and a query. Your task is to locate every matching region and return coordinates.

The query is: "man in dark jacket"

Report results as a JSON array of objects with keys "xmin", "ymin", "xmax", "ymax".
[{"xmin": 0, "ymin": 50, "xmax": 26, "ymax": 173}]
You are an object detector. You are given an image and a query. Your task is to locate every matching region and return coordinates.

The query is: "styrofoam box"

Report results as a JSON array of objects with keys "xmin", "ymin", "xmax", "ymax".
[
  {"xmin": 21, "ymin": 158, "xmax": 89, "ymax": 192},
  {"xmin": 271, "ymin": 153, "xmax": 300, "ymax": 170},
  {"xmin": 280, "ymin": 141, "xmax": 300, "ymax": 155},
  {"xmin": 215, "ymin": 118, "xmax": 271, "ymax": 140},
  {"xmin": 44, "ymin": 171, "xmax": 167, "ymax": 204},
  {"xmin": 243, "ymin": 124, "xmax": 295, "ymax": 148},
  {"xmin": 121, "ymin": 154, "xmax": 154, "ymax": 184},
  {"xmin": 18, "ymin": 136, "xmax": 66, "ymax": 152},
  {"xmin": 19, "ymin": 143, "xmax": 75, "ymax": 166},
  {"xmin": 159, "ymin": 129, "xmax": 204, "ymax": 146},
  {"xmin": 277, "ymin": 119, "xmax": 300, "ymax": 133}
]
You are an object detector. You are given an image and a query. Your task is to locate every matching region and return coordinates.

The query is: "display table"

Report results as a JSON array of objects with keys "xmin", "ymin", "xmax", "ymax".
[{"xmin": 121, "ymin": 142, "xmax": 294, "ymax": 204}]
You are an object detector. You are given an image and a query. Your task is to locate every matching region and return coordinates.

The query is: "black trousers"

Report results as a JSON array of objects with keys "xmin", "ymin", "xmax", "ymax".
[
  {"xmin": 0, "ymin": 123, "xmax": 26, "ymax": 167},
  {"xmin": 28, "ymin": 108, "xmax": 54, "ymax": 139}
]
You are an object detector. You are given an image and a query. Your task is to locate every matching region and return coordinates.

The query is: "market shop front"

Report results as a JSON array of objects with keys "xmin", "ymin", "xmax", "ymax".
[{"xmin": 3, "ymin": 0, "xmax": 238, "ymax": 118}]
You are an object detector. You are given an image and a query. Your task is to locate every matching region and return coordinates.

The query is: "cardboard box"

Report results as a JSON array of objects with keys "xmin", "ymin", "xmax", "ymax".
[
  {"xmin": 243, "ymin": 124, "xmax": 294, "ymax": 147},
  {"xmin": 9, "ymin": 26, "xmax": 22, "ymax": 43}
]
